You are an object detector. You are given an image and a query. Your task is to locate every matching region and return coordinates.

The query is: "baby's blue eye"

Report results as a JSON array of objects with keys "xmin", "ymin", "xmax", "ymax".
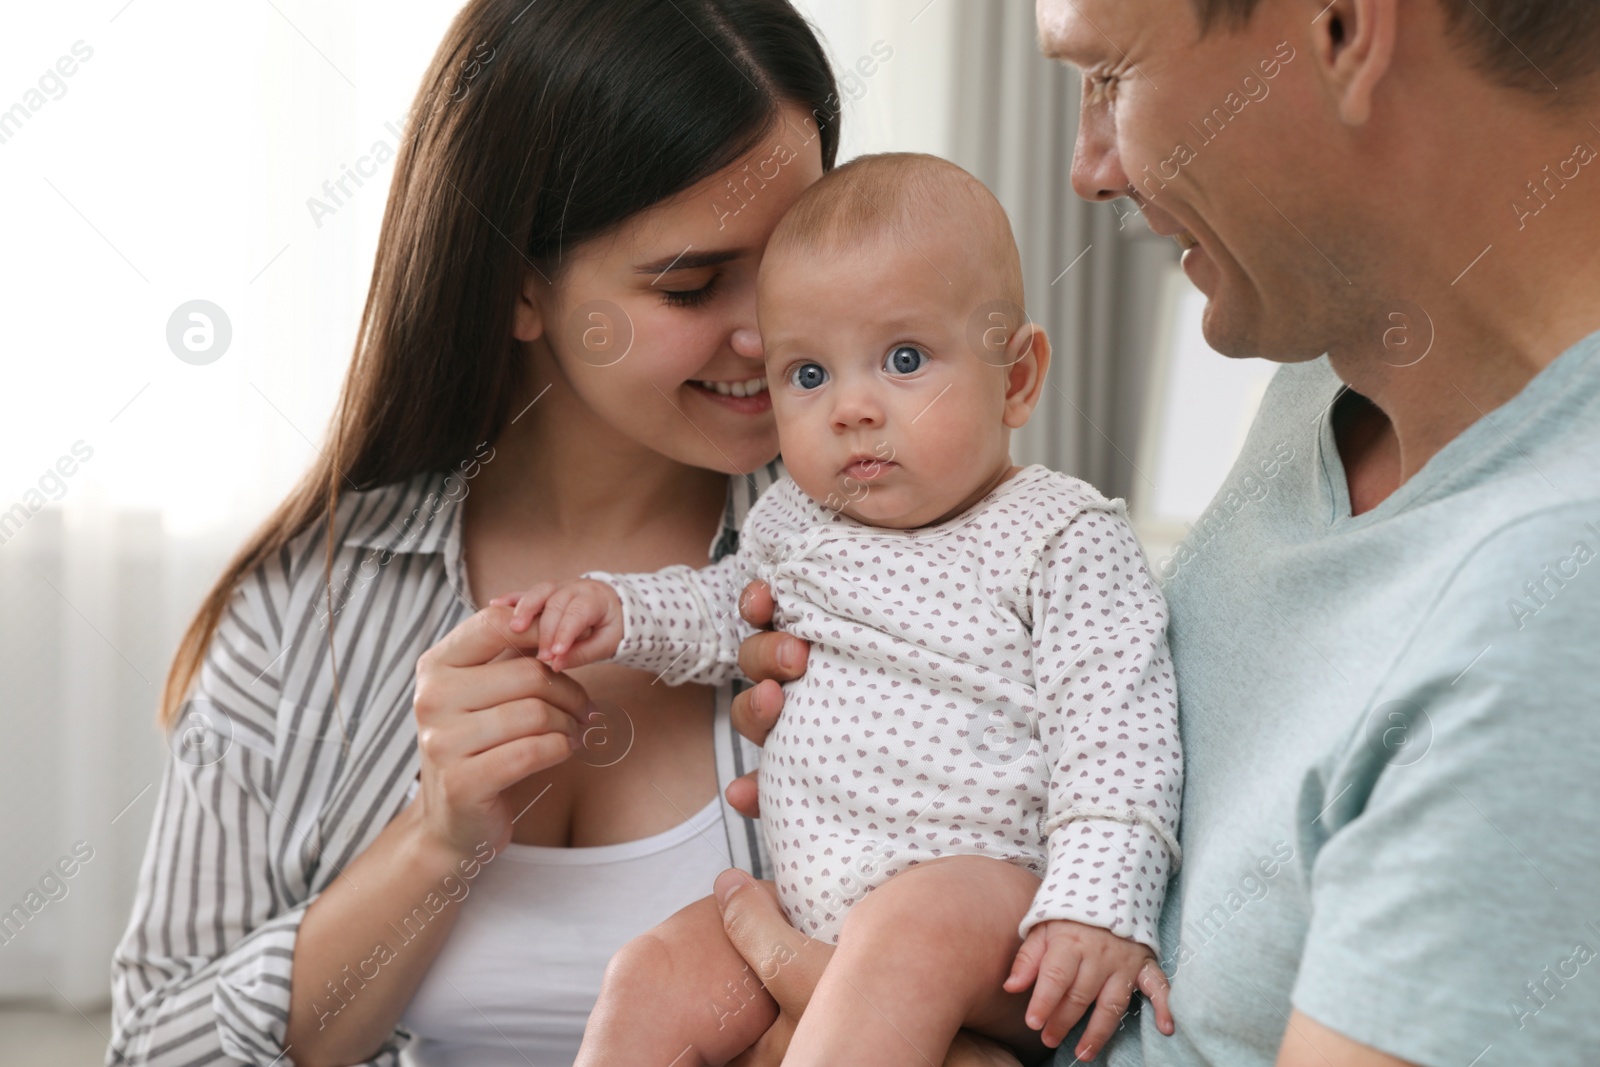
[
  {"xmin": 885, "ymin": 345, "xmax": 925, "ymax": 375},
  {"xmin": 790, "ymin": 362, "xmax": 828, "ymax": 390}
]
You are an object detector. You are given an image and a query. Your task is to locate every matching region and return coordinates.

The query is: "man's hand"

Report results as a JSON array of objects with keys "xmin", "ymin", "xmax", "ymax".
[
  {"xmin": 725, "ymin": 580, "xmax": 810, "ymax": 819},
  {"xmin": 1004, "ymin": 919, "xmax": 1173, "ymax": 1061},
  {"xmin": 715, "ymin": 869, "xmax": 830, "ymax": 1067}
]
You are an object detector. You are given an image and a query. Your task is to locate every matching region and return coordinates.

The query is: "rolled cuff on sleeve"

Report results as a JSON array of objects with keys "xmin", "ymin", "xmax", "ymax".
[
  {"xmin": 1018, "ymin": 815, "xmax": 1171, "ymax": 954},
  {"xmin": 212, "ymin": 909, "xmax": 301, "ymax": 1062},
  {"xmin": 109, "ymin": 752, "xmax": 411, "ymax": 1067},
  {"xmin": 216, "ymin": 909, "xmax": 408, "ymax": 1065},
  {"xmin": 213, "ymin": 904, "xmax": 389, "ymax": 1066}
]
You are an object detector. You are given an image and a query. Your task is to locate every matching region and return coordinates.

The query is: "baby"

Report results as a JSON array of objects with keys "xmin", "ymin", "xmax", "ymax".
[{"xmin": 494, "ymin": 153, "xmax": 1181, "ymax": 1065}]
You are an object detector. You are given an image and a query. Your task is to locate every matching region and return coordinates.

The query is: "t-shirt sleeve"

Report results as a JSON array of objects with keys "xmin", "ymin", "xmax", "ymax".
[
  {"xmin": 1292, "ymin": 506, "xmax": 1600, "ymax": 1066},
  {"xmin": 1017, "ymin": 500, "xmax": 1182, "ymax": 953}
]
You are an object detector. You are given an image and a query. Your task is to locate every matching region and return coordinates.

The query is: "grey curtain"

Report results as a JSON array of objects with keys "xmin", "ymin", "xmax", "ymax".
[{"xmin": 944, "ymin": 1, "xmax": 1178, "ymax": 503}]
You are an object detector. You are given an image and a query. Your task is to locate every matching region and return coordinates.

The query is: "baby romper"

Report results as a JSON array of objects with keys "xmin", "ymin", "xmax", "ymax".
[{"xmin": 583, "ymin": 465, "xmax": 1181, "ymax": 950}]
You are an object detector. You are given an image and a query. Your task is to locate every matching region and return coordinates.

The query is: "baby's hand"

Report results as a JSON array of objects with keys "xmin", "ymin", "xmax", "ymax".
[
  {"xmin": 1002, "ymin": 919, "xmax": 1173, "ymax": 1061},
  {"xmin": 486, "ymin": 579, "xmax": 624, "ymax": 672}
]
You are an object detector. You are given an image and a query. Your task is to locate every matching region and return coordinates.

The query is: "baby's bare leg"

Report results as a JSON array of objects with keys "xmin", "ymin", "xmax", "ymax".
[
  {"xmin": 574, "ymin": 890, "xmax": 780, "ymax": 1067},
  {"xmin": 781, "ymin": 854, "xmax": 1053, "ymax": 1067}
]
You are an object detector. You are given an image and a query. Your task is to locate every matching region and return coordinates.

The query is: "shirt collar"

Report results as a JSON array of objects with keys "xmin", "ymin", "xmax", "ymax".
[
  {"xmin": 338, "ymin": 459, "xmax": 787, "ymax": 559},
  {"xmin": 338, "ymin": 471, "xmax": 463, "ymax": 556}
]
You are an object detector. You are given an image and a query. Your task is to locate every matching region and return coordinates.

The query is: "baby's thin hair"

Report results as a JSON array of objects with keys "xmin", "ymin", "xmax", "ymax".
[{"xmin": 764, "ymin": 151, "xmax": 1025, "ymax": 308}]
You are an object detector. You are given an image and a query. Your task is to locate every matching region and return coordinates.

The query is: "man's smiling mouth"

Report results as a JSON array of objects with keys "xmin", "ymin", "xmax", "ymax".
[{"xmin": 1127, "ymin": 195, "xmax": 1199, "ymax": 252}]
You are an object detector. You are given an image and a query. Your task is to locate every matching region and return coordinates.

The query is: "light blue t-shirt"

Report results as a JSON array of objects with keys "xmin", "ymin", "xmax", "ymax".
[{"xmin": 1089, "ymin": 331, "xmax": 1600, "ymax": 1067}]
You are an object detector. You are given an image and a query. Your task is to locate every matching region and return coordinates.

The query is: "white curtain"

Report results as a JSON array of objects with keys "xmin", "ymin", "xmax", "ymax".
[
  {"xmin": 943, "ymin": 2, "xmax": 1179, "ymax": 501},
  {"xmin": 0, "ymin": 0, "xmax": 462, "ymax": 1011}
]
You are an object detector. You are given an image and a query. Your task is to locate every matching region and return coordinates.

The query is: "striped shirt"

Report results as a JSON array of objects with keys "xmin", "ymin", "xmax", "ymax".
[{"xmin": 107, "ymin": 459, "xmax": 783, "ymax": 1066}]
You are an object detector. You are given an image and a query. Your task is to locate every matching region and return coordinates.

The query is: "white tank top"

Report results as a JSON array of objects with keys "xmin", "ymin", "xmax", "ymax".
[{"xmin": 398, "ymin": 782, "xmax": 730, "ymax": 1067}]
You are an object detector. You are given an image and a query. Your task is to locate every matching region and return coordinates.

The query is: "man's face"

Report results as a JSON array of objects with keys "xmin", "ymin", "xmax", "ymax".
[{"xmin": 1038, "ymin": 0, "xmax": 1361, "ymax": 362}]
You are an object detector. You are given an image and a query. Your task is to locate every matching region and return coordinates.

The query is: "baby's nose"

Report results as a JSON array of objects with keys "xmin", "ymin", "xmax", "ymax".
[{"xmin": 831, "ymin": 390, "xmax": 884, "ymax": 428}]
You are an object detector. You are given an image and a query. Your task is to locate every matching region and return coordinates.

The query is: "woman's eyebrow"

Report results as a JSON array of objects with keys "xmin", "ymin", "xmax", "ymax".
[{"xmin": 633, "ymin": 248, "xmax": 743, "ymax": 278}]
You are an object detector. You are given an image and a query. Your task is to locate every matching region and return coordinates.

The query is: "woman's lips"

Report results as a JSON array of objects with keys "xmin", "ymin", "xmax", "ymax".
[{"xmin": 689, "ymin": 381, "xmax": 772, "ymax": 414}]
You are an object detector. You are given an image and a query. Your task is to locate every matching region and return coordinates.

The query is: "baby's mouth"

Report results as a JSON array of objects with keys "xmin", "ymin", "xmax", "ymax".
[{"xmin": 841, "ymin": 457, "xmax": 897, "ymax": 481}]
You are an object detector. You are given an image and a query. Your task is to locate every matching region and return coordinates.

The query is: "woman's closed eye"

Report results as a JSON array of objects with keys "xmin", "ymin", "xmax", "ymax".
[
  {"xmin": 660, "ymin": 274, "xmax": 720, "ymax": 308},
  {"xmin": 883, "ymin": 344, "xmax": 926, "ymax": 376}
]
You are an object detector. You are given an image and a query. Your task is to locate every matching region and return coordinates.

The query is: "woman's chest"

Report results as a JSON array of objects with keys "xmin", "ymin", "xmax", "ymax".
[
  {"xmin": 502, "ymin": 662, "xmax": 718, "ymax": 847},
  {"xmin": 463, "ymin": 516, "xmax": 733, "ymax": 847},
  {"xmin": 399, "ymin": 801, "xmax": 728, "ymax": 1065}
]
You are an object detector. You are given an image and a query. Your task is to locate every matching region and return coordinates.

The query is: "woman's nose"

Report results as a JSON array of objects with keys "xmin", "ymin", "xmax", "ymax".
[{"xmin": 730, "ymin": 327, "xmax": 763, "ymax": 360}]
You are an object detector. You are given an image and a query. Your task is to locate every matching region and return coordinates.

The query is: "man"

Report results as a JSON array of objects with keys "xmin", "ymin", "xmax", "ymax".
[{"xmin": 714, "ymin": 1, "xmax": 1600, "ymax": 1065}]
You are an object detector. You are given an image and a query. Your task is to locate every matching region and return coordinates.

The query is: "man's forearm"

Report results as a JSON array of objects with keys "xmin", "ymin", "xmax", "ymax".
[{"xmin": 1275, "ymin": 1010, "xmax": 1418, "ymax": 1067}]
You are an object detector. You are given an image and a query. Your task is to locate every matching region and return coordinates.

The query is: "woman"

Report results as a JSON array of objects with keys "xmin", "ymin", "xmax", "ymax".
[{"xmin": 108, "ymin": 1, "xmax": 837, "ymax": 1064}]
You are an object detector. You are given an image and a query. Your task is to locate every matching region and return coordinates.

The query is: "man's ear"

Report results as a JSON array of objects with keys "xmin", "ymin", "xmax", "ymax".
[
  {"xmin": 1002, "ymin": 322, "xmax": 1050, "ymax": 429},
  {"xmin": 512, "ymin": 267, "xmax": 547, "ymax": 342},
  {"xmin": 1312, "ymin": 0, "xmax": 1396, "ymax": 125}
]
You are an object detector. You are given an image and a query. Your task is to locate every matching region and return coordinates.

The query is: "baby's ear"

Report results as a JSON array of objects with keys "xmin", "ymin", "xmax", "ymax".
[{"xmin": 1002, "ymin": 322, "xmax": 1051, "ymax": 429}]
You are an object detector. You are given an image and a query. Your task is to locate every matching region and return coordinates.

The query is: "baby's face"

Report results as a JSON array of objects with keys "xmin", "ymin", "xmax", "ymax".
[{"xmin": 758, "ymin": 233, "xmax": 1020, "ymax": 529}]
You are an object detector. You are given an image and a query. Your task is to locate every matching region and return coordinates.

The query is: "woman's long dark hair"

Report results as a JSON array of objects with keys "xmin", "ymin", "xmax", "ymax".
[{"xmin": 160, "ymin": 0, "xmax": 840, "ymax": 728}]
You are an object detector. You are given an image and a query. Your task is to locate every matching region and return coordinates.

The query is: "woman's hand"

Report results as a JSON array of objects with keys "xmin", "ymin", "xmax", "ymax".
[
  {"xmin": 487, "ymin": 578, "xmax": 626, "ymax": 673},
  {"xmin": 725, "ymin": 581, "xmax": 811, "ymax": 819},
  {"xmin": 289, "ymin": 604, "xmax": 590, "ymax": 1065},
  {"xmin": 714, "ymin": 870, "xmax": 1025, "ymax": 1067},
  {"xmin": 411, "ymin": 604, "xmax": 590, "ymax": 860}
]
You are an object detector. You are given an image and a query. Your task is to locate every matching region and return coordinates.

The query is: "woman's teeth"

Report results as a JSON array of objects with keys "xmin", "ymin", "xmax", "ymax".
[
  {"xmin": 695, "ymin": 378, "xmax": 768, "ymax": 398},
  {"xmin": 1175, "ymin": 231, "xmax": 1199, "ymax": 251}
]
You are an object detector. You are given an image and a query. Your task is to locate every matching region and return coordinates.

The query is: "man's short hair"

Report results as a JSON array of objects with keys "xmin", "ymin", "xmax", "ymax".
[{"xmin": 1193, "ymin": 0, "xmax": 1599, "ymax": 100}]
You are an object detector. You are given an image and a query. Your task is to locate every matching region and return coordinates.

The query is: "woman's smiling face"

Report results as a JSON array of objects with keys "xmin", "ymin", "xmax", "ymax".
[{"xmin": 523, "ymin": 102, "xmax": 826, "ymax": 476}]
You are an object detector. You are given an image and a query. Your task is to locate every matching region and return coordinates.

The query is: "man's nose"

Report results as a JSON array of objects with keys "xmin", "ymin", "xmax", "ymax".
[{"xmin": 1069, "ymin": 101, "xmax": 1127, "ymax": 203}]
